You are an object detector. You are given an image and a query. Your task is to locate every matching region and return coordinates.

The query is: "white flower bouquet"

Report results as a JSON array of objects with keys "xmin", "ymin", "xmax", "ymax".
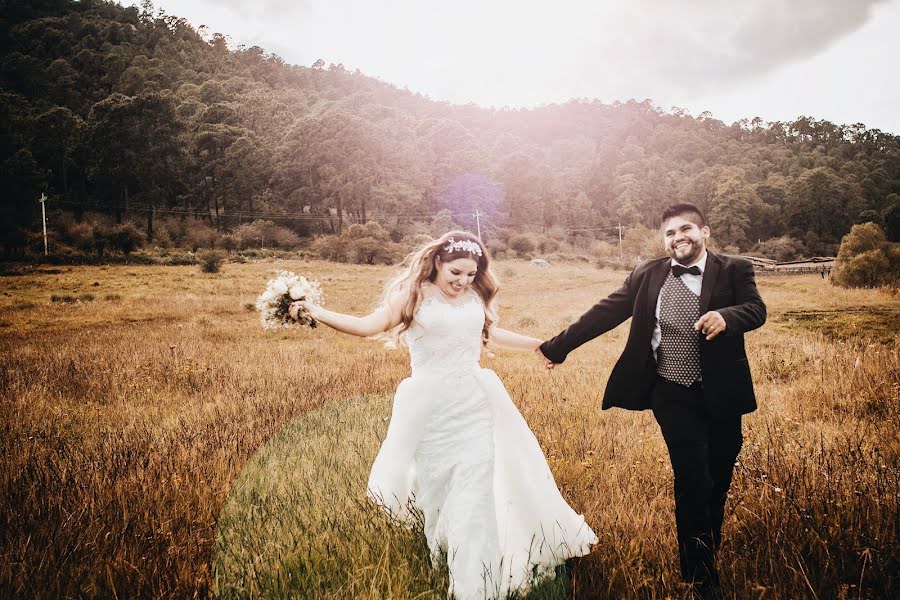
[{"xmin": 255, "ymin": 271, "xmax": 324, "ymax": 329}]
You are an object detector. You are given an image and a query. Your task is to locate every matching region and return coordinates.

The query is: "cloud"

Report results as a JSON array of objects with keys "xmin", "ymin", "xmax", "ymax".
[
  {"xmin": 618, "ymin": 0, "xmax": 890, "ymax": 92},
  {"xmin": 201, "ymin": 0, "xmax": 309, "ymax": 16},
  {"xmin": 156, "ymin": 0, "xmax": 894, "ymax": 113}
]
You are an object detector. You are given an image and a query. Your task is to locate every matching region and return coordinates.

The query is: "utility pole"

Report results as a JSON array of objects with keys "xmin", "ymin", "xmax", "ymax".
[
  {"xmin": 39, "ymin": 193, "xmax": 48, "ymax": 256},
  {"xmin": 617, "ymin": 223, "xmax": 624, "ymax": 258},
  {"xmin": 474, "ymin": 209, "xmax": 482, "ymax": 242}
]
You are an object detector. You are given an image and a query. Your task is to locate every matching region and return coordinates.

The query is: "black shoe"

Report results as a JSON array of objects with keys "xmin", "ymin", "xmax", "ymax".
[{"xmin": 690, "ymin": 579, "xmax": 721, "ymax": 600}]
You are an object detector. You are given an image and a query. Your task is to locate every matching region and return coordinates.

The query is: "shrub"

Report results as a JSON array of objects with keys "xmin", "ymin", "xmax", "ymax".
[
  {"xmin": 486, "ymin": 239, "xmax": 508, "ymax": 256},
  {"xmin": 537, "ymin": 236, "xmax": 560, "ymax": 254},
  {"xmin": 832, "ymin": 223, "xmax": 900, "ymax": 288},
  {"xmin": 621, "ymin": 224, "xmax": 665, "ymax": 261},
  {"xmin": 56, "ymin": 213, "xmax": 122, "ymax": 256},
  {"xmin": 162, "ymin": 252, "xmax": 198, "ymax": 266},
  {"xmin": 198, "ymin": 249, "xmax": 226, "ymax": 273},
  {"xmin": 269, "ymin": 225, "xmax": 301, "ymax": 248},
  {"xmin": 311, "ymin": 235, "xmax": 347, "ymax": 262},
  {"xmin": 182, "ymin": 221, "xmax": 219, "ymax": 252},
  {"xmin": 750, "ymin": 236, "xmax": 807, "ymax": 262},
  {"xmin": 311, "ymin": 225, "xmax": 407, "ymax": 265},
  {"xmin": 218, "ymin": 233, "xmax": 240, "ymax": 252},
  {"xmin": 67, "ymin": 222, "xmax": 96, "ymax": 252},
  {"xmin": 407, "ymin": 234, "xmax": 434, "ymax": 248},
  {"xmin": 884, "ymin": 195, "xmax": 900, "ymax": 242},
  {"xmin": 149, "ymin": 225, "xmax": 174, "ymax": 248},
  {"xmin": 155, "ymin": 216, "xmax": 212, "ymax": 249},
  {"xmin": 107, "ymin": 222, "xmax": 146, "ymax": 254},
  {"xmin": 592, "ymin": 240, "xmax": 619, "ymax": 258},
  {"xmin": 834, "ymin": 250, "xmax": 890, "ymax": 288},
  {"xmin": 346, "ymin": 221, "xmax": 389, "ymax": 240},
  {"xmin": 430, "ymin": 209, "xmax": 459, "ymax": 237},
  {"xmin": 231, "ymin": 220, "xmax": 300, "ymax": 249},
  {"xmin": 508, "ymin": 234, "xmax": 537, "ymax": 257},
  {"xmin": 122, "ymin": 252, "xmax": 159, "ymax": 265},
  {"xmin": 348, "ymin": 237, "xmax": 404, "ymax": 265},
  {"xmin": 388, "ymin": 220, "xmax": 427, "ymax": 242}
]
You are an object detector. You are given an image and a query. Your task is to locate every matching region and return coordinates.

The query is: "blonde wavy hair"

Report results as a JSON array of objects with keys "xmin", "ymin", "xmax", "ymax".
[{"xmin": 378, "ymin": 231, "xmax": 499, "ymax": 347}]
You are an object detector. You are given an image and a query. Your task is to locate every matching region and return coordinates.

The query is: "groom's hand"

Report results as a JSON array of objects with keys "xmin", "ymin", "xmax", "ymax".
[
  {"xmin": 534, "ymin": 348, "xmax": 557, "ymax": 370},
  {"xmin": 695, "ymin": 311, "xmax": 727, "ymax": 340}
]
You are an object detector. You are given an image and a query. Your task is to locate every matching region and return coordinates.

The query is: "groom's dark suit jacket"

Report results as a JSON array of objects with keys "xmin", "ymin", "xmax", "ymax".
[{"xmin": 540, "ymin": 252, "xmax": 767, "ymax": 418}]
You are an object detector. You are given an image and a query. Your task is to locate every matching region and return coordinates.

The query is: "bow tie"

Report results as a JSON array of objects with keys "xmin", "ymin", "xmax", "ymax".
[{"xmin": 672, "ymin": 264, "xmax": 702, "ymax": 277}]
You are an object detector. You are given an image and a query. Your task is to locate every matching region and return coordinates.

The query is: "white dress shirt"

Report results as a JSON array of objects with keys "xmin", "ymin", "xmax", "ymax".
[{"xmin": 651, "ymin": 251, "xmax": 707, "ymax": 358}]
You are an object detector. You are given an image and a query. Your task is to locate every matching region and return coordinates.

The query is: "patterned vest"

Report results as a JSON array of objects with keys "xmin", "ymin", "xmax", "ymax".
[{"xmin": 656, "ymin": 273, "xmax": 702, "ymax": 387}]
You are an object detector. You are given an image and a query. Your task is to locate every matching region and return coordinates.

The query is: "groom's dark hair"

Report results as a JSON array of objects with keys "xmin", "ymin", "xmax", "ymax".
[{"xmin": 661, "ymin": 203, "xmax": 706, "ymax": 228}]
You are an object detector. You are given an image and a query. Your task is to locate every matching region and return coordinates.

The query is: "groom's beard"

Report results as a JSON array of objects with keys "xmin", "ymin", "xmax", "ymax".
[{"xmin": 668, "ymin": 239, "xmax": 704, "ymax": 265}]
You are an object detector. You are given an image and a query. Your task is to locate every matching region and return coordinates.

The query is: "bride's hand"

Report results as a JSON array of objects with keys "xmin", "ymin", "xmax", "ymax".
[
  {"xmin": 534, "ymin": 347, "xmax": 556, "ymax": 370},
  {"xmin": 289, "ymin": 300, "xmax": 317, "ymax": 321}
]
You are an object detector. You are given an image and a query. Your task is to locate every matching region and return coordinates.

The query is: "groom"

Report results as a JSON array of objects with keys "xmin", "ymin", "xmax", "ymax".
[{"xmin": 538, "ymin": 203, "xmax": 766, "ymax": 594}]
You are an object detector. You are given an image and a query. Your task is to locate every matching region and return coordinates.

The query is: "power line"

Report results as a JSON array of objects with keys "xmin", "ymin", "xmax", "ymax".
[
  {"xmin": 50, "ymin": 198, "xmax": 449, "ymax": 222},
  {"xmin": 565, "ymin": 226, "xmax": 624, "ymax": 232},
  {"xmin": 48, "ymin": 197, "xmax": 628, "ymax": 239}
]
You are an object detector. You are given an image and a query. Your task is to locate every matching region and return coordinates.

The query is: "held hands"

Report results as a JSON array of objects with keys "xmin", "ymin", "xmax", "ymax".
[
  {"xmin": 534, "ymin": 347, "xmax": 556, "ymax": 370},
  {"xmin": 532, "ymin": 312, "xmax": 726, "ymax": 374},
  {"xmin": 695, "ymin": 310, "xmax": 727, "ymax": 340}
]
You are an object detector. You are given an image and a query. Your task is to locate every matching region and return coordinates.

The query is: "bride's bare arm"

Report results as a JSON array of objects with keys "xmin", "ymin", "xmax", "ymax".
[
  {"xmin": 490, "ymin": 327, "xmax": 542, "ymax": 352},
  {"xmin": 290, "ymin": 290, "xmax": 405, "ymax": 338}
]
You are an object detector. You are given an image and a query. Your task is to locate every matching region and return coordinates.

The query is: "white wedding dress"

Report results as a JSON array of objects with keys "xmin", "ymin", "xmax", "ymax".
[{"xmin": 367, "ymin": 286, "xmax": 598, "ymax": 599}]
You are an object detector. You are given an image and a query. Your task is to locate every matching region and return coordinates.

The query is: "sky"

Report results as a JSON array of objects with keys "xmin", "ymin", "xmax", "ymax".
[{"xmin": 147, "ymin": 0, "xmax": 900, "ymax": 133}]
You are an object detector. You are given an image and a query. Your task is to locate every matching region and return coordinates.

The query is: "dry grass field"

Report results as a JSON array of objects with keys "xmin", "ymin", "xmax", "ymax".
[{"xmin": 1, "ymin": 259, "xmax": 897, "ymax": 599}]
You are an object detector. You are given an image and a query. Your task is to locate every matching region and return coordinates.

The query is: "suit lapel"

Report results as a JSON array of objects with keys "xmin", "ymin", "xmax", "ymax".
[
  {"xmin": 646, "ymin": 259, "xmax": 669, "ymax": 327},
  {"xmin": 699, "ymin": 251, "xmax": 721, "ymax": 314}
]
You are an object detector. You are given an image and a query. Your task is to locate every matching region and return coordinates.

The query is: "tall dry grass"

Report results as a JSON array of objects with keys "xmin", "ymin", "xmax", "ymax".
[{"xmin": 0, "ymin": 261, "xmax": 897, "ymax": 599}]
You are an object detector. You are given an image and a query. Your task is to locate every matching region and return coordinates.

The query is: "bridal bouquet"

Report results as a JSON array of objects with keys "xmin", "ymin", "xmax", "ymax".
[{"xmin": 256, "ymin": 271, "xmax": 324, "ymax": 329}]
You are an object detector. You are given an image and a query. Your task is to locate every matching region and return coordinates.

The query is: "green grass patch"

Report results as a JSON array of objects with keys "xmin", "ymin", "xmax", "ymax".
[
  {"xmin": 776, "ymin": 307, "xmax": 900, "ymax": 345},
  {"xmin": 213, "ymin": 394, "xmax": 568, "ymax": 600}
]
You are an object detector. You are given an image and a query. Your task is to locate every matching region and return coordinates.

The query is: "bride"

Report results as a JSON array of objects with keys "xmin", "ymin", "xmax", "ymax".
[{"xmin": 290, "ymin": 231, "xmax": 597, "ymax": 599}]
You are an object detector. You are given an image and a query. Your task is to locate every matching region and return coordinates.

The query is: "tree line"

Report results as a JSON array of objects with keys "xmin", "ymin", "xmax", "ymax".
[{"xmin": 2, "ymin": 0, "xmax": 899, "ymax": 261}]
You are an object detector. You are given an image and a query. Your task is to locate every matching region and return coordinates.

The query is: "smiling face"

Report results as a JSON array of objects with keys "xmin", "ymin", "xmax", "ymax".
[
  {"xmin": 433, "ymin": 256, "xmax": 479, "ymax": 298},
  {"xmin": 662, "ymin": 213, "xmax": 710, "ymax": 265}
]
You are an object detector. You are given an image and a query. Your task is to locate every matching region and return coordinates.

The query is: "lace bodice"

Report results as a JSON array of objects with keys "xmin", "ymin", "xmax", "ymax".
[{"xmin": 406, "ymin": 286, "xmax": 484, "ymax": 377}]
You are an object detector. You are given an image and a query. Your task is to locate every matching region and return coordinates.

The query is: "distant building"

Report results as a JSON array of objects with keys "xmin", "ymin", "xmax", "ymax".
[
  {"xmin": 740, "ymin": 255, "xmax": 777, "ymax": 270},
  {"xmin": 772, "ymin": 256, "xmax": 836, "ymax": 274}
]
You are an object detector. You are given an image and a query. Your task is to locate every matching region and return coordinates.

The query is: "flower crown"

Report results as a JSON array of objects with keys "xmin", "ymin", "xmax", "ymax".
[{"xmin": 443, "ymin": 238, "xmax": 483, "ymax": 257}]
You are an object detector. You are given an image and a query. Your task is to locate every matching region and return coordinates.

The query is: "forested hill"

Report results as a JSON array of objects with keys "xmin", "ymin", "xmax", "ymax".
[{"xmin": 2, "ymin": 0, "xmax": 899, "ymax": 258}]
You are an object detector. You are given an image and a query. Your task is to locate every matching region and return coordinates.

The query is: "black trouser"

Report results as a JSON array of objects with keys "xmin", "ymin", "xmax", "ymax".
[{"xmin": 651, "ymin": 376, "xmax": 743, "ymax": 585}]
